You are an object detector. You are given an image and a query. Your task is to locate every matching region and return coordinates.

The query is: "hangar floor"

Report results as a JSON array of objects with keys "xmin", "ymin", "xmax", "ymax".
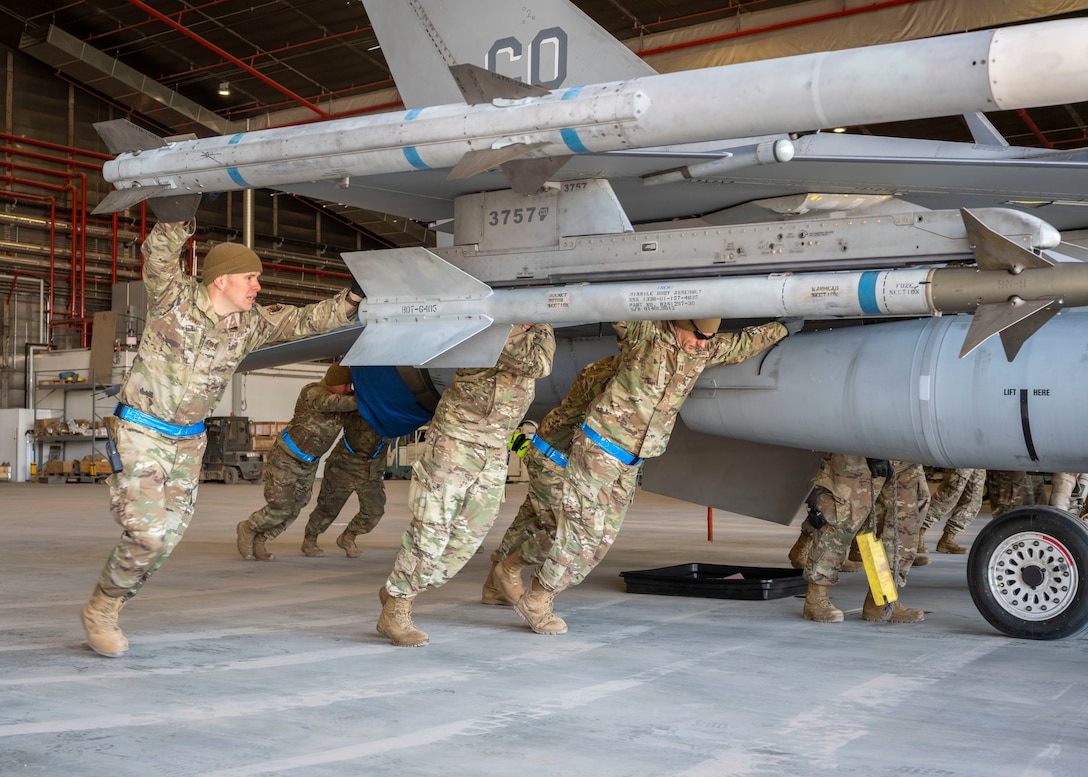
[{"xmin": 2, "ymin": 479, "xmax": 1086, "ymax": 776}]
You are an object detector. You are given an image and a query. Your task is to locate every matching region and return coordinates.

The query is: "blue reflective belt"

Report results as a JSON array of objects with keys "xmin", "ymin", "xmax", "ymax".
[
  {"xmin": 531, "ymin": 435, "xmax": 568, "ymax": 469},
  {"xmin": 280, "ymin": 428, "xmax": 317, "ymax": 463},
  {"xmin": 343, "ymin": 436, "xmax": 385, "ymax": 460},
  {"xmin": 580, "ymin": 423, "xmax": 643, "ymax": 466},
  {"xmin": 114, "ymin": 403, "xmax": 205, "ymax": 438}
]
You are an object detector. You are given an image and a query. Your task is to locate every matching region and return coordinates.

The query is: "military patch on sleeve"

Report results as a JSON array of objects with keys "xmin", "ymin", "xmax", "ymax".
[{"xmin": 266, "ymin": 304, "xmax": 283, "ymax": 312}]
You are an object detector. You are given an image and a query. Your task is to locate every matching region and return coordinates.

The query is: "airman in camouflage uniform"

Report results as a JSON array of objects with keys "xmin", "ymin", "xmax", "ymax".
[
  {"xmin": 803, "ymin": 455, "xmax": 926, "ymax": 624},
  {"xmin": 377, "ymin": 323, "xmax": 555, "ymax": 647},
  {"xmin": 483, "ymin": 354, "xmax": 620, "ymax": 606},
  {"xmin": 918, "ymin": 467, "xmax": 985, "ymax": 554},
  {"xmin": 237, "ymin": 364, "xmax": 358, "ymax": 560},
  {"xmin": 986, "ymin": 470, "xmax": 1035, "ymax": 518},
  {"xmin": 517, "ymin": 317, "xmax": 790, "ymax": 636},
  {"xmin": 302, "ymin": 410, "xmax": 388, "ymax": 557},
  {"xmin": 81, "ymin": 220, "xmax": 362, "ymax": 658}
]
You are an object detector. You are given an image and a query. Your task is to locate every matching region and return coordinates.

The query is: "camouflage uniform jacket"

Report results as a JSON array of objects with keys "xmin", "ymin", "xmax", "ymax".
[
  {"xmin": 586, "ymin": 319, "xmax": 787, "ymax": 459},
  {"xmin": 342, "ymin": 410, "xmax": 384, "ymax": 458},
  {"xmin": 430, "ymin": 324, "xmax": 556, "ymax": 449},
  {"xmin": 117, "ymin": 220, "xmax": 356, "ymax": 427},
  {"xmin": 284, "ymin": 381, "xmax": 360, "ymax": 458},
  {"xmin": 537, "ymin": 354, "xmax": 619, "ymax": 452}
]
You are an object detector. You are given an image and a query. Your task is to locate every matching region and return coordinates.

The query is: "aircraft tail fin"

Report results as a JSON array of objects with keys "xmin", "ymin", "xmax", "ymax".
[{"xmin": 362, "ymin": 0, "xmax": 655, "ymax": 109}]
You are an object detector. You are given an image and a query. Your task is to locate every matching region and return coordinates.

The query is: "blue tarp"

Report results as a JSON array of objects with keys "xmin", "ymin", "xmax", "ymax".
[{"xmin": 350, "ymin": 366, "xmax": 433, "ymax": 439}]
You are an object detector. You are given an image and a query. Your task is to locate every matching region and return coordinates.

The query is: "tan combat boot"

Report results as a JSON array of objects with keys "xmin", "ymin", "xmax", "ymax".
[
  {"xmin": 252, "ymin": 531, "xmax": 275, "ymax": 561},
  {"xmin": 514, "ymin": 577, "xmax": 567, "ymax": 635},
  {"xmin": 492, "ymin": 549, "xmax": 528, "ymax": 603},
  {"xmin": 376, "ymin": 587, "xmax": 429, "ymax": 647},
  {"xmin": 802, "ymin": 583, "xmax": 844, "ymax": 623},
  {"xmin": 300, "ymin": 535, "xmax": 323, "ymax": 557},
  {"xmin": 236, "ymin": 520, "xmax": 256, "ymax": 560},
  {"xmin": 336, "ymin": 530, "xmax": 362, "ymax": 558},
  {"xmin": 787, "ymin": 531, "xmax": 813, "ymax": 570},
  {"xmin": 862, "ymin": 590, "xmax": 925, "ymax": 623},
  {"xmin": 912, "ymin": 553, "xmax": 931, "ymax": 567},
  {"xmin": 81, "ymin": 585, "xmax": 128, "ymax": 657},
  {"xmin": 481, "ymin": 564, "xmax": 514, "ymax": 606},
  {"xmin": 936, "ymin": 531, "xmax": 967, "ymax": 554},
  {"xmin": 917, "ymin": 532, "xmax": 929, "ymax": 554}
]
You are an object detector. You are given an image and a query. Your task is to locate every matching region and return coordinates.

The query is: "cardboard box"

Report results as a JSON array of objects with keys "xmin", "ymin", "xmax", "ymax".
[
  {"xmin": 0, "ymin": 464, "xmax": 10, "ymax": 481},
  {"xmin": 44, "ymin": 460, "xmax": 77, "ymax": 475},
  {"xmin": 36, "ymin": 418, "xmax": 62, "ymax": 436},
  {"xmin": 250, "ymin": 421, "xmax": 287, "ymax": 438},
  {"xmin": 80, "ymin": 454, "xmax": 111, "ymax": 475}
]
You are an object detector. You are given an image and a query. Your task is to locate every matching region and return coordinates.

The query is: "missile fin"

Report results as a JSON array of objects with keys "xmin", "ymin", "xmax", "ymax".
[
  {"xmin": 961, "ymin": 208, "xmax": 1053, "ymax": 272},
  {"xmin": 342, "ymin": 246, "xmax": 491, "ymax": 302},
  {"xmin": 341, "ymin": 316, "xmax": 499, "ymax": 368},
  {"xmin": 93, "ymin": 118, "xmax": 168, "ymax": 155},
  {"xmin": 448, "ymin": 64, "xmax": 549, "ymax": 105},
  {"xmin": 148, "ymin": 193, "xmax": 202, "ymax": 222},
  {"xmin": 91, "ymin": 184, "xmax": 168, "ymax": 215},
  {"xmin": 420, "ymin": 322, "xmax": 514, "ymax": 368},
  {"xmin": 448, "ymin": 143, "xmax": 544, "ymax": 180},
  {"xmin": 959, "ymin": 298, "xmax": 1056, "ymax": 359},
  {"xmin": 500, "ymin": 155, "xmax": 572, "ymax": 194},
  {"xmin": 997, "ymin": 305, "xmax": 1061, "ymax": 361}
]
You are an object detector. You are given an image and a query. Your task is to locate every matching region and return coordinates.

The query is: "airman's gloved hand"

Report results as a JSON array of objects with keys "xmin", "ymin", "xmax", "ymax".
[
  {"xmin": 776, "ymin": 316, "xmax": 804, "ymax": 336},
  {"xmin": 866, "ymin": 458, "xmax": 893, "ymax": 480}
]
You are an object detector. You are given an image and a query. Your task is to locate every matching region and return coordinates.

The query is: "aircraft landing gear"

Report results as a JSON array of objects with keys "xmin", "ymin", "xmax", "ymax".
[{"xmin": 968, "ymin": 505, "xmax": 1088, "ymax": 640}]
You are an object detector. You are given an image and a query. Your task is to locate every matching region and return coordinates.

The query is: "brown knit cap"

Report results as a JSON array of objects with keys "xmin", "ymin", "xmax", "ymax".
[
  {"xmin": 201, "ymin": 242, "xmax": 263, "ymax": 285},
  {"xmin": 674, "ymin": 318, "xmax": 721, "ymax": 336},
  {"xmin": 324, "ymin": 364, "xmax": 353, "ymax": 387}
]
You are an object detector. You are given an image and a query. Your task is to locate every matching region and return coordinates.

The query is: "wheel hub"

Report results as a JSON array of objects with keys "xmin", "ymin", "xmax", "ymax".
[{"xmin": 989, "ymin": 532, "xmax": 1077, "ymax": 622}]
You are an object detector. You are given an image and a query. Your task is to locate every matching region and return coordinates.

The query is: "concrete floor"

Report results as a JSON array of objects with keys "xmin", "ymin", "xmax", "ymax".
[{"xmin": 2, "ymin": 478, "xmax": 1087, "ymax": 777}]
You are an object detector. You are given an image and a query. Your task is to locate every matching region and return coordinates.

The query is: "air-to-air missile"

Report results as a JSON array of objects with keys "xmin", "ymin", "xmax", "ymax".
[
  {"xmin": 336, "ymin": 207, "xmax": 1085, "ymax": 368},
  {"xmin": 91, "ymin": 18, "xmax": 1088, "ymax": 220}
]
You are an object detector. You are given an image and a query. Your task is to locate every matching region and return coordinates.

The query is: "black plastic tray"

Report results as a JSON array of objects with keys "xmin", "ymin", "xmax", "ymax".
[{"xmin": 619, "ymin": 563, "xmax": 806, "ymax": 601}]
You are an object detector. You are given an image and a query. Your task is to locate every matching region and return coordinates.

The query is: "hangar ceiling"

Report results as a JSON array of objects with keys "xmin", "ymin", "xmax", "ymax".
[{"xmin": 5, "ymin": 1, "xmax": 1088, "ymax": 154}]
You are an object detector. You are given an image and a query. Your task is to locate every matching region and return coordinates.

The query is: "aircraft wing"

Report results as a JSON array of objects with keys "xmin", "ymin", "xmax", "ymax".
[{"xmin": 271, "ymin": 132, "xmax": 1088, "ymax": 231}]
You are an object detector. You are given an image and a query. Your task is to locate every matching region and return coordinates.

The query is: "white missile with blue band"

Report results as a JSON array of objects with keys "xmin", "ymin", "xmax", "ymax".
[
  {"xmin": 337, "ymin": 240, "xmax": 1088, "ymax": 368},
  {"xmin": 92, "ymin": 18, "xmax": 1088, "ymax": 218}
]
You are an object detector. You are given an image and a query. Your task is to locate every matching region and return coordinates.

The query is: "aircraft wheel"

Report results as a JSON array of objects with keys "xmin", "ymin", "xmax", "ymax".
[
  {"xmin": 967, "ymin": 505, "xmax": 1088, "ymax": 640},
  {"xmin": 222, "ymin": 466, "xmax": 239, "ymax": 485}
]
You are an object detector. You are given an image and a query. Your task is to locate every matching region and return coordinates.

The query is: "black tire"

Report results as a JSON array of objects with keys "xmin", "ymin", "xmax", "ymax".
[
  {"xmin": 222, "ymin": 466, "xmax": 239, "ymax": 485},
  {"xmin": 967, "ymin": 505, "xmax": 1088, "ymax": 640}
]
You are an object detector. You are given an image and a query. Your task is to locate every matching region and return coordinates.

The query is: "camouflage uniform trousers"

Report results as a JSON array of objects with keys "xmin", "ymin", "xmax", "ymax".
[
  {"xmin": 806, "ymin": 457, "xmax": 923, "ymax": 588},
  {"xmin": 305, "ymin": 442, "xmax": 387, "ymax": 537},
  {"xmin": 805, "ymin": 455, "xmax": 878, "ymax": 588},
  {"xmin": 492, "ymin": 444, "xmax": 562, "ymax": 566},
  {"xmin": 97, "ymin": 420, "xmax": 206, "ymax": 600},
  {"xmin": 385, "ymin": 433, "xmax": 509, "ymax": 597},
  {"xmin": 922, "ymin": 468, "xmax": 985, "ymax": 535},
  {"xmin": 536, "ymin": 431, "xmax": 641, "ymax": 592},
  {"xmin": 246, "ymin": 438, "xmax": 321, "ymax": 540},
  {"xmin": 986, "ymin": 470, "xmax": 1035, "ymax": 518},
  {"xmin": 873, "ymin": 463, "xmax": 925, "ymax": 587}
]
